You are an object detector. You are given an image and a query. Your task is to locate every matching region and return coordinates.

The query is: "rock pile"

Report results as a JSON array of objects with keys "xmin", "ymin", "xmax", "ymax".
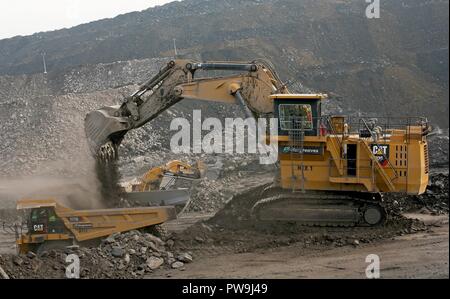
[
  {"xmin": 98, "ymin": 229, "xmax": 193, "ymax": 273},
  {"xmin": 386, "ymin": 171, "xmax": 449, "ymax": 215},
  {"xmin": 187, "ymin": 160, "xmax": 274, "ymax": 213},
  {"xmin": 0, "ymin": 230, "xmax": 193, "ymax": 279},
  {"xmin": 173, "ymin": 213, "xmax": 428, "ymax": 257},
  {"xmin": 428, "ymin": 128, "xmax": 449, "ymax": 168},
  {"xmin": 415, "ymin": 172, "xmax": 449, "ymax": 214}
]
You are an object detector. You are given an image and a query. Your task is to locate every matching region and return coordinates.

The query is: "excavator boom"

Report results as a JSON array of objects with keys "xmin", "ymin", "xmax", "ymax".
[{"xmin": 85, "ymin": 59, "xmax": 286, "ymax": 160}]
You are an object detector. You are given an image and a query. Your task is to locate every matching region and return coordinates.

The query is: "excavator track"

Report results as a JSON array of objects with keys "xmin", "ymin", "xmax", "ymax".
[{"xmin": 250, "ymin": 189, "xmax": 386, "ymax": 227}]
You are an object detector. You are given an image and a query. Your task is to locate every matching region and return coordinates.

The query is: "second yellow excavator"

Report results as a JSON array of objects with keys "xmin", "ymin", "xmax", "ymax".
[
  {"xmin": 85, "ymin": 59, "xmax": 430, "ymax": 226},
  {"xmin": 120, "ymin": 160, "xmax": 205, "ymax": 207},
  {"xmin": 131, "ymin": 160, "xmax": 204, "ymax": 192}
]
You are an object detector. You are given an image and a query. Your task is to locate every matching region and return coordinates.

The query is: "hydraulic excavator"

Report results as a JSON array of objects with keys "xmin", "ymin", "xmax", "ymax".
[
  {"xmin": 85, "ymin": 59, "xmax": 430, "ymax": 226},
  {"xmin": 121, "ymin": 160, "xmax": 205, "ymax": 207},
  {"xmin": 133, "ymin": 160, "xmax": 204, "ymax": 192}
]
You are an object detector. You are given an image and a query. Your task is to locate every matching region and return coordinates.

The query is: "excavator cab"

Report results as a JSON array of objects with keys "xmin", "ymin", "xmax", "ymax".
[{"xmin": 273, "ymin": 94, "xmax": 323, "ymax": 137}]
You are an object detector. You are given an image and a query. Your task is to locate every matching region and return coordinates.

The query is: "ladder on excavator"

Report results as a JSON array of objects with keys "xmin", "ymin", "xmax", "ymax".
[
  {"xmin": 360, "ymin": 118, "xmax": 398, "ymax": 191},
  {"xmin": 288, "ymin": 116, "xmax": 306, "ymax": 193}
]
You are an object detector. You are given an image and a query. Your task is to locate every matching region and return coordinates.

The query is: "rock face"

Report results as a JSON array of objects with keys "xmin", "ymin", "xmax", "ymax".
[
  {"xmin": 0, "ymin": 53, "xmax": 267, "ymax": 210},
  {"xmin": 0, "ymin": 0, "xmax": 448, "ymax": 126},
  {"xmin": 0, "ymin": 58, "xmax": 163, "ymax": 178},
  {"xmin": 0, "ymin": 57, "xmax": 245, "ymax": 179}
]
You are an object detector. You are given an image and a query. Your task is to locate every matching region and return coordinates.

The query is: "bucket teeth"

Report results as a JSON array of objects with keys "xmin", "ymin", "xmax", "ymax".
[{"xmin": 97, "ymin": 142, "xmax": 117, "ymax": 163}]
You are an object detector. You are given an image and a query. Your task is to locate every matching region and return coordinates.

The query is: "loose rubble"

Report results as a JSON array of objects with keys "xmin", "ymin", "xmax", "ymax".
[
  {"xmin": 427, "ymin": 128, "xmax": 449, "ymax": 168},
  {"xmin": 172, "ymin": 213, "xmax": 429, "ymax": 257},
  {"xmin": 187, "ymin": 158, "xmax": 274, "ymax": 213},
  {"xmin": 386, "ymin": 171, "xmax": 449, "ymax": 215},
  {"xmin": 0, "ymin": 230, "xmax": 193, "ymax": 279}
]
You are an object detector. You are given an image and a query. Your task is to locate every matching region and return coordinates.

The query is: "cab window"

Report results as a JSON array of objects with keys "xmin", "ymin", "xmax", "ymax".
[
  {"xmin": 31, "ymin": 208, "xmax": 48, "ymax": 222},
  {"xmin": 279, "ymin": 104, "xmax": 313, "ymax": 130}
]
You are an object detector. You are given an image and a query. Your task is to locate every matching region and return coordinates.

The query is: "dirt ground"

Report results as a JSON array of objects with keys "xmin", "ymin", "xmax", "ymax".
[{"xmin": 152, "ymin": 213, "xmax": 449, "ymax": 279}]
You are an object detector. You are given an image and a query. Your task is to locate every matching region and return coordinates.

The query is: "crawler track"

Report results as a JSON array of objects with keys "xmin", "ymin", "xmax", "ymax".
[
  {"xmin": 212, "ymin": 183, "xmax": 386, "ymax": 228},
  {"xmin": 251, "ymin": 193, "xmax": 386, "ymax": 227}
]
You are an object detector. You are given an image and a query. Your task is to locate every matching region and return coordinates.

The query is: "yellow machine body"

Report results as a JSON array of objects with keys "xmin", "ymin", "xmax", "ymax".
[{"xmin": 272, "ymin": 94, "xmax": 429, "ymax": 195}]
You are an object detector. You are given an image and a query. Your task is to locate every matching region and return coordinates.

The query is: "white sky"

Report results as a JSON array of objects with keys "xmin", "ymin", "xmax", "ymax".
[{"xmin": 0, "ymin": 0, "xmax": 177, "ymax": 39}]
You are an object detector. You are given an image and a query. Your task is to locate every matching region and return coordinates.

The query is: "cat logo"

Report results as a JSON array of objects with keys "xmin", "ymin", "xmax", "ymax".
[
  {"xmin": 33, "ymin": 224, "xmax": 45, "ymax": 232},
  {"xmin": 371, "ymin": 144, "xmax": 390, "ymax": 167}
]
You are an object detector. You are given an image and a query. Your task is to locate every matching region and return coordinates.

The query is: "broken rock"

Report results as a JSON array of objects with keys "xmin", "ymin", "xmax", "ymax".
[
  {"xmin": 146, "ymin": 256, "xmax": 164, "ymax": 270},
  {"xmin": 26, "ymin": 252, "xmax": 37, "ymax": 259},
  {"xmin": 111, "ymin": 247, "xmax": 124, "ymax": 258},
  {"xmin": 171, "ymin": 261, "xmax": 184, "ymax": 269},
  {"xmin": 177, "ymin": 252, "xmax": 193, "ymax": 263},
  {"xmin": 145, "ymin": 234, "xmax": 165, "ymax": 247},
  {"xmin": 13, "ymin": 256, "xmax": 23, "ymax": 266}
]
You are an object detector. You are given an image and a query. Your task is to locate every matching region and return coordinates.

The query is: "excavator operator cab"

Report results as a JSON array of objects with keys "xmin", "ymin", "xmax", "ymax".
[{"xmin": 271, "ymin": 94, "xmax": 326, "ymax": 136}]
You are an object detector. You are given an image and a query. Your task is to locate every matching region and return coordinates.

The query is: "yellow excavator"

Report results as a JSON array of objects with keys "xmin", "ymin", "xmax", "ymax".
[
  {"xmin": 131, "ymin": 160, "xmax": 204, "ymax": 192},
  {"xmin": 85, "ymin": 59, "xmax": 430, "ymax": 226},
  {"xmin": 121, "ymin": 160, "xmax": 205, "ymax": 207}
]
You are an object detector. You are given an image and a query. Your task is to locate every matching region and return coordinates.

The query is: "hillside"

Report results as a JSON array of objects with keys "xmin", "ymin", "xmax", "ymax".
[{"xmin": 0, "ymin": 0, "xmax": 448, "ymax": 126}]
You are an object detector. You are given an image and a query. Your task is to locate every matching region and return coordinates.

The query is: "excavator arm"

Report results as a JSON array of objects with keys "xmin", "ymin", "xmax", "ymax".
[{"xmin": 85, "ymin": 59, "xmax": 288, "ymax": 161}]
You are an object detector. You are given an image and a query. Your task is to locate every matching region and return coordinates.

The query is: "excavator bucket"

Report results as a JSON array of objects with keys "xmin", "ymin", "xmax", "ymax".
[{"xmin": 84, "ymin": 105, "xmax": 130, "ymax": 158}]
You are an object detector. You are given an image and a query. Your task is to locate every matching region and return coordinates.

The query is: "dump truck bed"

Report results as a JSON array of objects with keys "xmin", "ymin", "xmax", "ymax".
[
  {"xmin": 57, "ymin": 205, "xmax": 176, "ymax": 241},
  {"xmin": 17, "ymin": 199, "xmax": 177, "ymax": 248}
]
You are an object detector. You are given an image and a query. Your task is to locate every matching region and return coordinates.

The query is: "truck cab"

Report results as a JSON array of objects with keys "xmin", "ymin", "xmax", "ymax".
[{"xmin": 29, "ymin": 206, "xmax": 67, "ymax": 235}]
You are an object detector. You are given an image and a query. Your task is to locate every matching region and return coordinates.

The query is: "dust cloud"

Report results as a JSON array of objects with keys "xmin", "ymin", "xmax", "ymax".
[{"xmin": 0, "ymin": 156, "xmax": 107, "ymax": 210}]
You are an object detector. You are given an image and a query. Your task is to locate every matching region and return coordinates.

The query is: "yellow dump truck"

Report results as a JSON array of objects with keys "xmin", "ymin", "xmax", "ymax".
[{"xmin": 16, "ymin": 199, "xmax": 176, "ymax": 254}]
